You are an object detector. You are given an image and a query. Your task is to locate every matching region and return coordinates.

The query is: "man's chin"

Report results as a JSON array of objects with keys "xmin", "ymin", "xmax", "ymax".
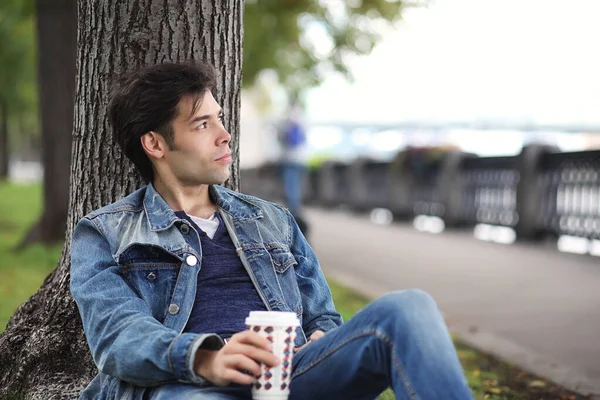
[
  {"xmin": 185, "ymin": 166, "xmax": 230, "ymax": 186},
  {"xmin": 214, "ymin": 169, "xmax": 231, "ymax": 185}
]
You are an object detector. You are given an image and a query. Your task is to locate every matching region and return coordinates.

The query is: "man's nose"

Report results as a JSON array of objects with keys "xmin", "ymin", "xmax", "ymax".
[{"xmin": 218, "ymin": 126, "xmax": 231, "ymax": 144}]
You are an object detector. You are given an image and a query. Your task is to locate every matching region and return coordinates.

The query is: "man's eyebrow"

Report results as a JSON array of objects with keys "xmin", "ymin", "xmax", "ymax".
[{"xmin": 189, "ymin": 109, "xmax": 222, "ymax": 124}]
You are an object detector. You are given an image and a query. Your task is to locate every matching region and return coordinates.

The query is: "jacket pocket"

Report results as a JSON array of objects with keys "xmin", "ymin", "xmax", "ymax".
[
  {"xmin": 268, "ymin": 247, "xmax": 298, "ymax": 274},
  {"xmin": 120, "ymin": 245, "xmax": 181, "ymax": 323},
  {"xmin": 267, "ymin": 246, "xmax": 302, "ymax": 320}
]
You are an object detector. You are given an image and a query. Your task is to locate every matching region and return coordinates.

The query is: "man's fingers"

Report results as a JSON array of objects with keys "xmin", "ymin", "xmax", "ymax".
[
  {"xmin": 294, "ymin": 343, "xmax": 308, "ymax": 353},
  {"xmin": 200, "ymin": 331, "xmax": 282, "ymax": 387},
  {"xmin": 231, "ymin": 330, "xmax": 272, "ymax": 350},
  {"xmin": 310, "ymin": 330, "xmax": 325, "ymax": 341},
  {"xmin": 220, "ymin": 368, "xmax": 256, "ymax": 386},
  {"xmin": 223, "ymin": 353, "xmax": 263, "ymax": 377},
  {"xmin": 225, "ymin": 342, "xmax": 280, "ymax": 368},
  {"xmin": 295, "ymin": 330, "xmax": 326, "ymax": 353}
]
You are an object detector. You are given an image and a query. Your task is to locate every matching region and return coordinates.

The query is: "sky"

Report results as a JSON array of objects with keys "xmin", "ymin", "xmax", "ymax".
[{"xmin": 305, "ymin": 0, "xmax": 600, "ymax": 127}]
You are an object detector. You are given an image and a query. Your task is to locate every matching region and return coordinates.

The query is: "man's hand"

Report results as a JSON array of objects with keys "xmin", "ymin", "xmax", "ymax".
[
  {"xmin": 294, "ymin": 330, "xmax": 325, "ymax": 353},
  {"xmin": 194, "ymin": 331, "xmax": 280, "ymax": 386}
]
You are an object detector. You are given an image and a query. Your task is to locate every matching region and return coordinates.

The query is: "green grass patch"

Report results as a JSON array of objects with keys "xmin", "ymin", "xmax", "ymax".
[{"xmin": 0, "ymin": 182, "xmax": 62, "ymax": 333}]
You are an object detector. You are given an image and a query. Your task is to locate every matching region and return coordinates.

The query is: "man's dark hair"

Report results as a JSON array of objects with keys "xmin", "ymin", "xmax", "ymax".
[{"xmin": 108, "ymin": 61, "xmax": 217, "ymax": 183}]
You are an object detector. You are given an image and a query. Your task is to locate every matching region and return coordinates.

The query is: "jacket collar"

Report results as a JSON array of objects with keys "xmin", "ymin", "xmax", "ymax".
[
  {"xmin": 143, "ymin": 183, "xmax": 262, "ymax": 231},
  {"xmin": 209, "ymin": 184, "xmax": 263, "ymax": 220}
]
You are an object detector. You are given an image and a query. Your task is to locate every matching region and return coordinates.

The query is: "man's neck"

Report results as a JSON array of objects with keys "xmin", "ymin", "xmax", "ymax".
[{"xmin": 152, "ymin": 178, "xmax": 217, "ymax": 219}]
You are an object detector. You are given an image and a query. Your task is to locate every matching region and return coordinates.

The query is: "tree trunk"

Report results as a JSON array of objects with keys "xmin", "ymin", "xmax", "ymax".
[
  {"xmin": 0, "ymin": 0, "xmax": 243, "ymax": 398},
  {"xmin": 20, "ymin": 0, "xmax": 77, "ymax": 246},
  {"xmin": 0, "ymin": 101, "xmax": 8, "ymax": 180}
]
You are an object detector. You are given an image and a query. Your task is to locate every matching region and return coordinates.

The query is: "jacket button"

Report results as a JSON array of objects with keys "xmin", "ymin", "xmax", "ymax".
[
  {"xmin": 168, "ymin": 304, "xmax": 180, "ymax": 315},
  {"xmin": 147, "ymin": 272, "xmax": 156, "ymax": 281},
  {"xmin": 180, "ymin": 224, "xmax": 190, "ymax": 234},
  {"xmin": 186, "ymin": 255, "xmax": 198, "ymax": 266}
]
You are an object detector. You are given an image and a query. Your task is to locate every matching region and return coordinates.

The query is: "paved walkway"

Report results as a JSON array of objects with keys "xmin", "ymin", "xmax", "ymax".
[{"xmin": 306, "ymin": 207, "xmax": 600, "ymax": 397}]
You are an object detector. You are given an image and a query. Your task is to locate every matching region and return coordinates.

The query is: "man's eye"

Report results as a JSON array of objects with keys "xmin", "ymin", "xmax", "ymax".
[
  {"xmin": 218, "ymin": 115, "xmax": 224, "ymax": 123},
  {"xmin": 196, "ymin": 122, "xmax": 208, "ymax": 130}
]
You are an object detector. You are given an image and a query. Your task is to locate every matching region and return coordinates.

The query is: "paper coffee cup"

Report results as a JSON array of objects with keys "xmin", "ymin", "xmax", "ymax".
[{"xmin": 246, "ymin": 311, "xmax": 300, "ymax": 400}]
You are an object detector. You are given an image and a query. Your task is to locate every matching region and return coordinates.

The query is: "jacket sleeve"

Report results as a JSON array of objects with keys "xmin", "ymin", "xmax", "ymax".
[
  {"xmin": 70, "ymin": 217, "xmax": 222, "ymax": 387},
  {"xmin": 286, "ymin": 210, "xmax": 344, "ymax": 337}
]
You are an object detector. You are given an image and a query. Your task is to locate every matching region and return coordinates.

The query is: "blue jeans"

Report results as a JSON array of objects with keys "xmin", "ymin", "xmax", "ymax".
[
  {"xmin": 148, "ymin": 290, "xmax": 473, "ymax": 400},
  {"xmin": 281, "ymin": 162, "xmax": 306, "ymax": 216}
]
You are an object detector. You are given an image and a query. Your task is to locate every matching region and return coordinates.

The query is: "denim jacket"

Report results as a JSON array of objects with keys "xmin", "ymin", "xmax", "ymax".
[{"xmin": 70, "ymin": 184, "xmax": 343, "ymax": 399}]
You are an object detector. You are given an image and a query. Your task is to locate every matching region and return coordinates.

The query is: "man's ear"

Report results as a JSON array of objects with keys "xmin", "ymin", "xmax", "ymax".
[{"xmin": 140, "ymin": 131, "xmax": 166, "ymax": 160}]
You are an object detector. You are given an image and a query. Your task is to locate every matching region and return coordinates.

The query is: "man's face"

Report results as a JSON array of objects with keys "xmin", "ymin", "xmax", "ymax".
[{"xmin": 160, "ymin": 91, "xmax": 232, "ymax": 186}]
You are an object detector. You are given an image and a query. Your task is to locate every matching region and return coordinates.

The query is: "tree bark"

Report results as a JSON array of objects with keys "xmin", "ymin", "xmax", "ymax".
[
  {"xmin": 20, "ymin": 0, "xmax": 76, "ymax": 246},
  {"xmin": 0, "ymin": 1, "xmax": 243, "ymax": 398},
  {"xmin": 0, "ymin": 101, "xmax": 8, "ymax": 180}
]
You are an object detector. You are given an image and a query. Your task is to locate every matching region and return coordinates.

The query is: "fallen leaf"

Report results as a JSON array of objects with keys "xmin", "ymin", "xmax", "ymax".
[
  {"xmin": 472, "ymin": 369, "xmax": 480, "ymax": 377},
  {"xmin": 528, "ymin": 380, "xmax": 547, "ymax": 388},
  {"xmin": 487, "ymin": 388, "xmax": 502, "ymax": 394}
]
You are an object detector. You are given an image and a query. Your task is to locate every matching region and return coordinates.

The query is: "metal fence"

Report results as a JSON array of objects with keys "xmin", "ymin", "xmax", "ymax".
[
  {"xmin": 459, "ymin": 156, "xmax": 519, "ymax": 228},
  {"xmin": 240, "ymin": 147, "xmax": 600, "ymax": 243},
  {"xmin": 539, "ymin": 150, "xmax": 600, "ymax": 240}
]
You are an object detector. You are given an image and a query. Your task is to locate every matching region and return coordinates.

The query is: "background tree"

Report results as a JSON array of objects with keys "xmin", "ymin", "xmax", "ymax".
[
  {"xmin": 0, "ymin": 0, "xmax": 243, "ymax": 398},
  {"xmin": 243, "ymin": 0, "xmax": 404, "ymax": 101},
  {"xmin": 19, "ymin": 0, "xmax": 77, "ymax": 246},
  {"xmin": 0, "ymin": 0, "xmax": 37, "ymax": 181}
]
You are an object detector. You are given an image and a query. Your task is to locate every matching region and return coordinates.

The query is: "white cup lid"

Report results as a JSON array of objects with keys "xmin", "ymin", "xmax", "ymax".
[{"xmin": 245, "ymin": 311, "xmax": 299, "ymax": 327}]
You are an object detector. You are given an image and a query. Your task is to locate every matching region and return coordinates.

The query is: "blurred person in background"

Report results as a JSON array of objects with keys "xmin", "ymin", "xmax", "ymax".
[{"xmin": 277, "ymin": 104, "xmax": 309, "ymax": 235}]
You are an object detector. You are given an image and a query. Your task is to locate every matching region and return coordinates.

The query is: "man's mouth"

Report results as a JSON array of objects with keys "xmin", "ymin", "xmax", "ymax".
[{"xmin": 216, "ymin": 152, "xmax": 232, "ymax": 161}]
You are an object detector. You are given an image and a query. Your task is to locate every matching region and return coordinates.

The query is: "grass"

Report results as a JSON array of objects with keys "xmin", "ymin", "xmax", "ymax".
[
  {"xmin": 0, "ymin": 182, "xmax": 590, "ymax": 399},
  {"xmin": 0, "ymin": 182, "xmax": 62, "ymax": 333}
]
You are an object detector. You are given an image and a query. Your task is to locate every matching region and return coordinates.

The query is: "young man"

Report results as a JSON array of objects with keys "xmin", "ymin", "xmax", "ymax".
[{"xmin": 70, "ymin": 62, "xmax": 473, "ymax": 400}]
